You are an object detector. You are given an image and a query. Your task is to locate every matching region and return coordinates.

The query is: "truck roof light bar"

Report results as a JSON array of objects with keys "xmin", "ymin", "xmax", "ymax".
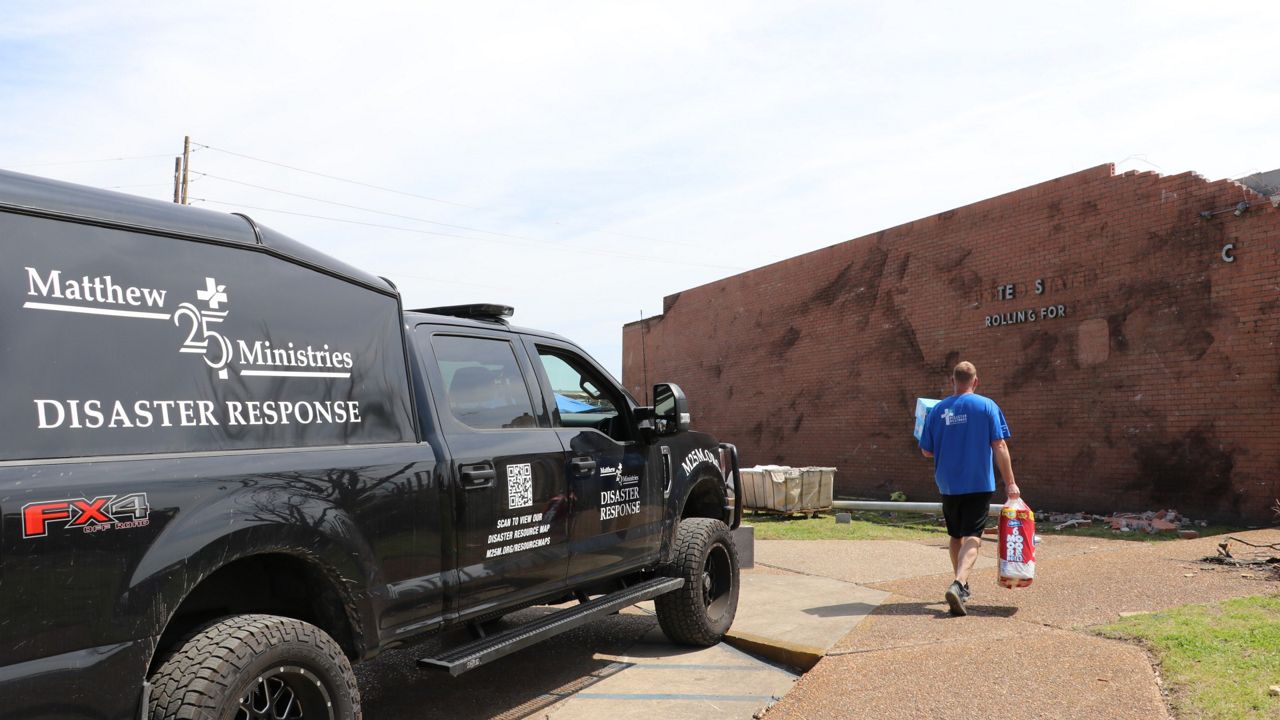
[{"xmin": 416, "ymin": 304, "xmax": 515, "ymax": 323}]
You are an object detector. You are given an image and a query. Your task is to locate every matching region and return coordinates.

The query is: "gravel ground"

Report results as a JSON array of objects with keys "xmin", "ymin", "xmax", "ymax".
[
  {"xmin": 763, "ymin": 528, "xmax": 1280, "ymax": 720},
  {"xmin": 870, "ymin": 530, "xmax": 1278, "ymax": 629}
]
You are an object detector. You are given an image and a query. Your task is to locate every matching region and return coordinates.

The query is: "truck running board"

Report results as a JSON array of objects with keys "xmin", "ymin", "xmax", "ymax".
[{"xmin": 418, "ymin": 576, "xmax": 684, "ymax": 675}]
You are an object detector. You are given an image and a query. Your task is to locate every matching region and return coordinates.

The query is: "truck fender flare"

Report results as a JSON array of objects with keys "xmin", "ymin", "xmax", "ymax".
[
  {"xmin": 123, "ymin": 503, "xmax": 377, "ymax": 659},
  {"xmin": 662, "ymin": 466, "xmax": 727, "ymax": 563}
]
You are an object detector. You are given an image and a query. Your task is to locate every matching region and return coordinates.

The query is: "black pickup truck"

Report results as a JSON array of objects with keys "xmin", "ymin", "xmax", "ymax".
[{"xmin": 0, "ymin": 169, "xmax": 742, "ymax": 720}]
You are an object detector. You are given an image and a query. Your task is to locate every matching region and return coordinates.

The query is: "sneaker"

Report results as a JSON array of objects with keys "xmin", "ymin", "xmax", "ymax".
[
  {"xmin": 945, "ymin": 580, "xmax": 968, "ymax": 616},
  {"xmin": 961, "ymin": 583, "xmax": 971, "ymax": 600}
]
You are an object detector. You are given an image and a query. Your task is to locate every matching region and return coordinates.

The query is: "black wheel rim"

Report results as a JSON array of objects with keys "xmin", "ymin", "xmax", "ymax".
[
  {"xmin": 701, "ymin": 542, "xmax": 733, "ymax": 622},
  {"xmin": 235, "ymin": 665, "xmax": 334, "ymax": 720}
]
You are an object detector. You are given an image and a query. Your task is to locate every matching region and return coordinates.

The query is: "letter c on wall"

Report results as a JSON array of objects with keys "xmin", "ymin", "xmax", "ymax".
[{"xmin": 1221, "ymin": 243, "xmax": 1235, "ymax": 263}]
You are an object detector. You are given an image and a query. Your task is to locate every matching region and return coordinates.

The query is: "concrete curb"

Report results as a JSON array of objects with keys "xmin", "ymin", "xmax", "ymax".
[{"xmin": 724, "ymin": 629, "xmax": 825, "ymax": 671}]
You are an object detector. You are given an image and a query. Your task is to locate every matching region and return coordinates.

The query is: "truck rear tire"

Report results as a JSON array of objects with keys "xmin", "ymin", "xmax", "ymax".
[
  {"xmin": 655, "ymin": 517, "xmax": 740, "ymax": 646},
  {"xmin": 148, "ymin": 614, "xmax": 360, "ymax": 720}
]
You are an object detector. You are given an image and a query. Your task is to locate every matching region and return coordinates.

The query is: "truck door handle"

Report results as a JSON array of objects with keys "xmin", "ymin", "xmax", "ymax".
[
  {"xmin": 460, "ymin": 464, "xmax": 496, "ymax": 489},
  {"xmin": 570, "ymin": 457, "xmax": 596, "ymax": 475}
]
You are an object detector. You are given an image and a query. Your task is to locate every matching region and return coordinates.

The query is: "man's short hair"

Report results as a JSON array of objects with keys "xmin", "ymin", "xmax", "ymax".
[{"xmin": 953, "ymin": 361, "xmax": 977, "ymax": 384}]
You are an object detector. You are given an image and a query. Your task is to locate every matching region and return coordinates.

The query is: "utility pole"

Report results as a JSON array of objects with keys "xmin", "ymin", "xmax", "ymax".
[
  {"xmin": 172, "ymin": 157, "xmax": 182, "ymax": 203},
  {"xmin": 180, "ymin": 135, "xmax": 191, "ymax": 205}
]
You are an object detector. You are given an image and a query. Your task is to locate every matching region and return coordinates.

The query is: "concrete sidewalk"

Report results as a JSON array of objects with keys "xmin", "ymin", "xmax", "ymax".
[
  {"xmin": 542, "ymin": 623, "xmax": 797, "ymax": 720},
  {"xmin": 537, "ymin": 566, "xmax": 890, "ymax": 719},
  {"xmin": 724, "ymin": 569, "xmax": 890, "ymax": 669},
  {"xmin": 761, "ymin": 528, "xmax": 1280, "ymax": 720}
]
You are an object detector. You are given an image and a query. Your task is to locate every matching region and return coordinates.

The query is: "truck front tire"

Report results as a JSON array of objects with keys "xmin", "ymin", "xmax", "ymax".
[
  {"xmin": 148, "ymin": 614, "xmax": 360, "ymax": 720},
  {"xmin": 655, "ymin": 517, "xmax": 740, "ymax": 646}
]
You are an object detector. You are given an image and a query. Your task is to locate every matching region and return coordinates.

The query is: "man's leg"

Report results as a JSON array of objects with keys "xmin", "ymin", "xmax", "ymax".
[
  {"xmin": 944, "ymin": 493, "xmax": 989, "ymax": 616},
  {"xmin": 945, "ymin": 535, "xmax": 981, "ymax": 616},
  {"xmin": 954, "ymin": 535, "xmax": 982, "ymax": 585},
  {"xmin": 942, "ymin": 494, "xmax": 967, "ymax": 615}
]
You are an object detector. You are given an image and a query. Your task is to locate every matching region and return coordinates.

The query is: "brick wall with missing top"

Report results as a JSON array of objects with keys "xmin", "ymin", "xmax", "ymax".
[{"xmin": 623, "ymin": 164, "xmax": 1280, "ymax": 522}]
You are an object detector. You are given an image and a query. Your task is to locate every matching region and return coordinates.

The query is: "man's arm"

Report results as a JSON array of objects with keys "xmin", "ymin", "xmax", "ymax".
[
  {"xmin": 921, "ymin": 448, "xmax": 933, "ymax": 458},
  {"xmin": 991, "ymin": 438, "xmax": 1020, "ymax": 500}
]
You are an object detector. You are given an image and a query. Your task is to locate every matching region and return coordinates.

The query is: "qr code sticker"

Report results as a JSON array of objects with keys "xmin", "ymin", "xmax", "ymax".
[{"xmin": 507, "ymin": 463, "xmax": 533, "ymax": 509}]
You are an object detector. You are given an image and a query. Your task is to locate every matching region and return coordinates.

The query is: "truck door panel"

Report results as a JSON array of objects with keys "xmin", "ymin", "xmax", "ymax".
[
  {"xmin": 524, "ymin": 339, "xmax": 661, "ymax": 579},
  {"xmin": 415, "ymin": 329, "xmax": 569, "ymax": 614}
]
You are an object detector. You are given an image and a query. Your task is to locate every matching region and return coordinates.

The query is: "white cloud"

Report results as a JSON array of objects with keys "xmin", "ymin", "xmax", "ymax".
[{"xmin": 1, "ymin": 0, "xmax": 1277, "ymax": 375}]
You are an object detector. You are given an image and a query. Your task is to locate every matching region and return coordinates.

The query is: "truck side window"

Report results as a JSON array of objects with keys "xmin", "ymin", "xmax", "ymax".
[
  {"xmin": 537, "ymin": 349, "xmax": 629, "ymax": 442},
  {"xmin": 431, "ymin": 335, "xmax": 537, "ymax": 430}
]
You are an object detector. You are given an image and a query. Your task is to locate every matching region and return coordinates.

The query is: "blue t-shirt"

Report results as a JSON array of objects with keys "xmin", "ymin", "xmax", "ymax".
[{"xmin": 918, "ymin": 392, "xmax": 1010, "ymax": 495}]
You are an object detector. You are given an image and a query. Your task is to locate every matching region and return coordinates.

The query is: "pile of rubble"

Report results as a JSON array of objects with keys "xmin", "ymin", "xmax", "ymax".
[{"xmin": 1043, "ymin": 509, "xmax": 1207, "ymax": 538}]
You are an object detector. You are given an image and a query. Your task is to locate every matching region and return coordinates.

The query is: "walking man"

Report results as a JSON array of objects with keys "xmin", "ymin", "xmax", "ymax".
[{"xmin": 919, "ymin": 361, "xmax": 1020, "ymax": 616}]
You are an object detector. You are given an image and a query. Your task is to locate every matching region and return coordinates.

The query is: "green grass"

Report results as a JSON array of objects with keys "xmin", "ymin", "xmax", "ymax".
[
  {"xmin": 1096, "ymin": 595, "xmax": 1280, "ymax": 719},
  {"xmin": 746, "ymin": 511, "xmax": 949, "ymax": 541},
  {"xmin": 746, "ymin": 510, "xmax": 1248, "ymax": 543}
]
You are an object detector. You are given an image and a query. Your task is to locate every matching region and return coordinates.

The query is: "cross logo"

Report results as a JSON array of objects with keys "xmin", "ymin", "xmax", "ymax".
[
  {"xmin": 196, "ymin": 277, "xmax": 228, "ymax": 310},
  {"xmin": 177, "ymin": 277, "xmax": 232, "ymax": 379}
]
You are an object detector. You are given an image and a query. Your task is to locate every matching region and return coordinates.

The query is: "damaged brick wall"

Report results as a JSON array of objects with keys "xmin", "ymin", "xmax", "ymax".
[{"xmin": 622, "ymin": 164, "xmax": 1280, "ymax": 522}]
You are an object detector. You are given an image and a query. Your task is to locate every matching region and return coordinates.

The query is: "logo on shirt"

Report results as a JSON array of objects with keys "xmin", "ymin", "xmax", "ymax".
[{"xmin": 941, "ymin": 408, "xmax": 968, "ymax": 426}]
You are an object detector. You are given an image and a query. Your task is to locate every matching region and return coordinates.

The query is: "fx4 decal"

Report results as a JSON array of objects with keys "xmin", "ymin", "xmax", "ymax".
[{"xmin": 22, "ymin": 493, "xmax": 151, "ymax": 538}]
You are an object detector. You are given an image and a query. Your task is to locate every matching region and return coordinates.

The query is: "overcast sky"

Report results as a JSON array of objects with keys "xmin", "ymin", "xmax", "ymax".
[{"xmin": 3, "ymin": 1, "xmax": 1277, "ymax": 376}]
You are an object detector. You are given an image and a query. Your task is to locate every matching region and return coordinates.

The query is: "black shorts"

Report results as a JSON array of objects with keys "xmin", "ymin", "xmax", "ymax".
[{"xmin": 941, "ymin": 491, "xmax": 994, "ymax": 538}]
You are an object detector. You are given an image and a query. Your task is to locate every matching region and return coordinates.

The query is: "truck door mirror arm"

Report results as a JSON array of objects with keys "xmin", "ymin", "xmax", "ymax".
[{"xmin": 635, "ymin": 406, "xmax": 657, "ymax": 442}]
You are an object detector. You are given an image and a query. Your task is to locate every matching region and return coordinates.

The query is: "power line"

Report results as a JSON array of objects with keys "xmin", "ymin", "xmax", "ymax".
[
  {"xmin": 193, "ymin": 171, "xmax": 538, "ymax": 242},
  {"xmin": 193, "ymin": 143, "xmax": 473, "ymax": 209},
  {"xmin": 192, "ymin": 197, "xmax": 509, "ymax": 241},
  {"xmin": 104, "ymin": 183, "xmax": 172, "ymax": 190},
  {"xmin": 382, "ymin": 270, "xmax": 509, "ymax": 292},
  {"xmin": 192, "ymin": 140, "xmax": 678, "ymax": 247},
  {"xmin": 191, "ymin": 172, "xmax": 741, "ymax": 269},
  {"xmin": 10, "ymin": 153, "xmax": 176, "ymax": 169},
  {"xmin": 190, "ymin": 196, "xmax": 744, "ymax": 272}
]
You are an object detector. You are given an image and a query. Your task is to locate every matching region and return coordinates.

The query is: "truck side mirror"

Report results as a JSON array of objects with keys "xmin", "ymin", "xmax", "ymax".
[{"xmin": 653, "ymin": 383, "xmax": 690, "ymax": 434}]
